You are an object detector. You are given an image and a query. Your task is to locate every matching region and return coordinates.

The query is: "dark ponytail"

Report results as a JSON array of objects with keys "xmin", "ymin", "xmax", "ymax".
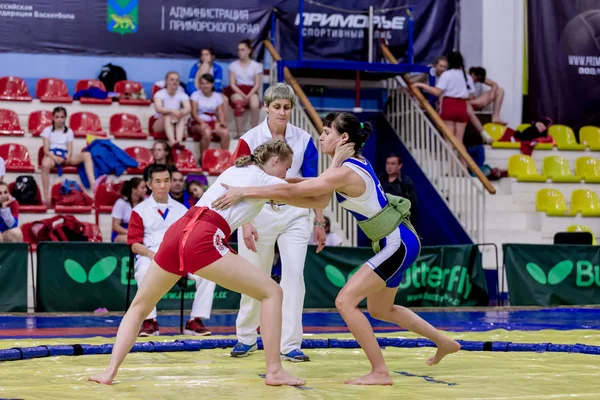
[
  {"xmin": 447, "ymin": 51, "xmax": 470, "ymax": 91},
  {"xmin": 322, "ymin": 112, "xmax": 372, "ymax": 155}
]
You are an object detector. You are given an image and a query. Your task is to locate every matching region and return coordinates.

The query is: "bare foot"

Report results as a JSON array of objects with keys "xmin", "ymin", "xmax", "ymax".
[
  {"xmin": 426, "ymin": 339, "xmax": 461, "ymax": 366},
  {"xmin": 265, "ymin": 369, "xmax": 305, "ymax": 386},
  {"xmin": 88, "ymin": 370, "xmax": 116, "ymax": 385},
  {"xmin": 492, "ymin": 118, "xmax": 508, "ymax": 125},
  {"xmin": 345, "ymin": 370, "xmax": 393, "ymax": 386}
]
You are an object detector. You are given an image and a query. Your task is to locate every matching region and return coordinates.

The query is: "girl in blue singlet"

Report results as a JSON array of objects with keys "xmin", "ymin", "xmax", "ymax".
[{"xmin": 212, "ymin": 112, "xmax": 461, "ymax": 386}]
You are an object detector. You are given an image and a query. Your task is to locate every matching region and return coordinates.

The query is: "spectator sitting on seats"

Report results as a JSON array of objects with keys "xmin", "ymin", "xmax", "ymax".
[
  {"xmin": 0, "ymin": 156, "xmax": 5, "ymax": 183},
  {"xmin": 40, "ymin": 107, "xmax": 97, "ymax": 205},
  {"xmin": 153, "ymin": 72, "xmax": 192, "ymax": 148},
  {"xmin": 379, "ymin": 154, "xmax": 419, "ymax": 229},
  {"xmin": 0, "ymin": 182, "xmax": 23, "ymax": 242},
  {"xmin": 191, "ymin": 74, "xmax": 230, "ymax": 163},
  {"xmin": 224, "ymin": 39, "xmax": 263, "ymax": 138},
  {"xmin": 111, "ymin": 177, "xmax": 146, "ymax": 243},
  {"xmin": 191, "ymin": 47, "xmax": 229, "ymax": 115},
  {"xmin": 150, "ymin": 140, "xmax": 174, "ymax": 168},
  {"xmin": 468, "ymin": 67, "xmax": 506, "ymax": 125},
  {"xmin": 409, "ymin": 56, "xmax": 448, "ymax": 84},
  {"xmin": 127, "ymin": 164, "xmax": 213, "ymax": 336},
  {"xmin": 169, "ymin": 169, "xmax": 193, "ymax": 208},
  {"xmin": 186, "ymin": 180, "xmax": 205, "ymax": 202}
]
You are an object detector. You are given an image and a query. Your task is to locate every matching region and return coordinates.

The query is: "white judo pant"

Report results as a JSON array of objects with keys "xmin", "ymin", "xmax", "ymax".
[
  {"xmin": 134, "ymin": 256, "xmax": 216, "ymax": 320},
  {"xmin": 235, "ymin": 204, "xmax": 310, "ymax": 354}
]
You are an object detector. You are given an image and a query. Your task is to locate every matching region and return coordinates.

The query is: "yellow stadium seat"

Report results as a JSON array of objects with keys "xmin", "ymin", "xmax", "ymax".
[
  {"xmin": 571, "ymin": 189, "xmax": 600, "ymax": 217},
  {"xmin": 549, "ymin": 124, "xmax": 586, "ymax": 151},
  {"xmin": 579, "ymin": 126, "xmax": 600, "ymax": 151},
  {"xmin": 486, "ymin": 122, "xmax": 521, "ymax": 149},
  {"xmin": 516, "ymin": 123, "xmax": 531, "ymax": 132},
  {"xmin": 508, "ymin": 154, "xmax": 547, "ymax": 182},
  {"xmin": 542, "ymin": 156, "xmax": 582, "ymax": 183},
  {"xmin": 567, "ymin": 225, "xmax": 598, "ymax": 245},
  {"xmin": 575, "ymin": 156, "xmax": 600, "ymax": 183},
  {"xmin": 536, "ymin": 189, "xmax": 571, "ymax": 216}
]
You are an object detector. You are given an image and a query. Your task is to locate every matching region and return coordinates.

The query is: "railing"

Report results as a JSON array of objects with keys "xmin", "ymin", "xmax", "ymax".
[
  {"xmin": 264, "ymin": 40, "xmax": 358, "ymax": 246},
  {"xmin": 381, "ymin": 44, "xmax": 490, "ymax": 243}
]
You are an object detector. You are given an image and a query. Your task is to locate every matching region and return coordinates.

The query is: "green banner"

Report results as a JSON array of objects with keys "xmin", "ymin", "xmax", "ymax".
[
  {"xmin": 504, "ymin": 243, "xmax": 600, "ymax": 306},
  {"xmin": 305, "ymin": 244, "xmax": 488, "ymax": 308},
  {"xmin": 0, "ymin": 243, "xmax": 28, "ymax": 312},
  {"xmin": 36, "ymin": 243, "xmax": 239, "ymax": 312}
]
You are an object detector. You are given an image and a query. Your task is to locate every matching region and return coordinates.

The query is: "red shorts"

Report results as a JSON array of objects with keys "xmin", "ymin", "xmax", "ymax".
[
  {"xmin": 223, "ymin": 84, "xmax": 253, "ymax": 99},
  {"xmin": 154, "ymin": 207, "xmax": 233, "ymax": 277},
  {"xmin": 440, "ymin": 97, "xmax": 468, "ymax": 123}
]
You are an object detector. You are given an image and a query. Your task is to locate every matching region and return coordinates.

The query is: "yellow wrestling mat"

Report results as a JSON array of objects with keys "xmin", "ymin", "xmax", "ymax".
[{"xmin": 1, "ymin": 331, "xmax": 599, "ymax": 399}]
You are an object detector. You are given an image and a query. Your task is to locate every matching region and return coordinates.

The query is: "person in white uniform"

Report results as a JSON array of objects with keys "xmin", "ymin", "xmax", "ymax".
[
  {"xmin": 229, "ymin": 83, "xmax": 327, "ymax": 362},
  {"xmin": 126, "ymin": 164, "xmax": 212, "ymax": 337},
  {"xmin": 152, "ymin": 72, "xmax": 191, "ymax": 148},
  {"xmin": 212, "ymin": 112, "xmax": 461, "ymax": 386}
]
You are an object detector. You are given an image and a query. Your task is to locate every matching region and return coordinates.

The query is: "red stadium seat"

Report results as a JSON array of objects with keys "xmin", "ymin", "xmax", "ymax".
[
  {"xmin": 0, "ymin": 109, "xmax": 25, "ymax": 136},
  {"xmin": 69, "ymin": 111, "xmax": 106, "ymax": 138},
  {"xmin": 114, "ymin": 80, "xmax": 151, "ymax": 106},
  {"xmin": 75, "ymin": 79, "xmax": 112, "ymax": 105},
  {"xmin": 202, "ymin": 149, "xmax": 232, "ymax": 175},
  {"xmin": 0, "ymin": 76, "xmax": 32, "ymax": 102},
  {"xmin": 173, "ymin": 147, "xmax": 202, "ymax": 174},
  {"xmin": 20, "ymin": 222, "xmax": 37, "ymax": 250},
  {"xmin": 36, "ymin": 147, "xmax": 78, "ymax": 174},
  {"xmin": 0, "ymin": 143, "xmax": 34, "ymax": 172},
  {"xmin": 28, "ymin": 110, "xmax": 53, "ymax": 136},
  {"xmin": 125, "ymin": 146, "xmax": 153, "ymax": 174},
  {"xmin": 36, "ymin": 78, "xmax": 73, "ymax": 103},
  {"xmin": 95, "ymin": 181, "xmax": 123, "ymax": 214},
  {"xmin": 151, "ymin": 84, "xmax": 161, "ymax": 97},
  {"xmin": 110, "ymin": 113, "xmax": 147, "ymax": 139},
  {"xmin": 82, "ymin": 222, "xmax": 103, "ymax": 242},
  {"xmin": 50, "ymin": 182, "xmax": 93, "ymax": 213},
  {"xmin": 8, "ymin": 182, "xmax": 47, "ymax": 213}
]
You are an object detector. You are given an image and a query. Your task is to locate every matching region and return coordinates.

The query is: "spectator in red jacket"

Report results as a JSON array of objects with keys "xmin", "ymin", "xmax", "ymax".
[{"xmin": 0, "ymin": 182, "xmax": 23, "ymax": 242}]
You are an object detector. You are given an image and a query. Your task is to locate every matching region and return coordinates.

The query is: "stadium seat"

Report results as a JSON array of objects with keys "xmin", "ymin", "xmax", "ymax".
[
  {"xmin": 114, "ymin": 80, "xmax": 152, "ymax": 106},
  {"xmin": 485, "ymin": 122, "xmax": 520, "ymax": 150},
  {"xmin": 567, "ymin": 225, "xmax": 598, "ymax": 245},
  {"xmin": 579, "ymin": 126, "xmax": 600, "ymax": 151},
  {"xmin": 20, "ymin": 222, "xmax": 37, "ymax": 250},
  {"xmin": 516, "ymin": 123, "xmax": 531, "ymax": 132},
  {"xmin": 0, "ymin": 76, "xmax": 32, "ymax": 102},
  {"xmin": 202, "ymin": 149, "xmax": 232, "ymax": 175},
  {"xmin": 82, "ymin": 222, "xmax": 103, "ymax": 242},
  {"xmin": 50, "ymin": 182, "xmax": 93, "ymax": 213},
  {"xmin": 0, "ymin": 109, "xmax": 25, "ymax": 136},
  {"xmin": 75, "ymin": 79, "xmax": 112, "ymax": 105},
  {"xmin": 536, "ymin": 189, "xmax": 571, "ymax": 216},
  {"xmin": 94, "ymin": 180, "xmax": 123, "ymax": 215},
  {"xmin": 507, "ymin": 154, "xmax": 547, "ymax": 182},
  {"xmin": 0, "ymin": 143, "xmax": 35, "ymax": 172},
  {"xmin": 542, "ymin": 156, "xmax": 582, "ymax": 183},
  {"xmin": 7, "ymin": 182, "xmax": 47, "ymax": 213},
  {"xmin": 110, "ymin": 113, "xmax": 147, "ymax": 139},
  {"xmin": 173, "ymin": 147, "xmax": 202, "ymax": 174},
  {"xmin": 37, "ymin": 147, "xmax": 77, "ymax": 174},
  {"xmin": 36, "ymin": 78, "xmax": 73, "ymax": 103},
  {"xmin": 548, "ymin": 125, "xmax": 586, "ymax": 151},
  {"xmin": 69, "ymin": 111, "xmax": 106, "ymax": 138},
  {"xmin": 571, "ymin": 189, "xmax": 600, "ymax": 217},
  {"xmin": 125, "ymin": 146, "xmax": 153, "ymax": 174},
  {"xmin": 151, "ymin": 84, "xmax": 161, "ymax": 97},
  {"xmin": 148, "ymin": 115, "xmax": 169, "ymax": 140},
  {"xmin": 28, "ymin": 110, "xmax": 53, "ymax": 136},
  {"xmin": 575, "ymin": 156, "xmax": 600, "ymax": 183}
]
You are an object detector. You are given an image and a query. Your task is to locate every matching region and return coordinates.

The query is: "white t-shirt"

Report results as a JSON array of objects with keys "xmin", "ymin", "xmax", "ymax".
[
  {"xmin": 154, "ymin": 88, "xmax": 189, "ymax": 117},
  {"xmin": 196, "ymin": 165, "xmax": 286, "ymax": 232},
  {"xmin": 111, "ymin": 198, "xmax": 133, "ymax": 224},
  {"xmin": 435, "ymin": 69, "xmax": 475, "ymax": 99},
  {"xmin": 190, "ymin": 90, "xmax": 223, "ymax": 122},
  {"xmin": 40, "ymin": 126, "xmax": 75, "ymax": 151},
  {"xmin": 228, "ymin": 60, "xmax": 262, "ymax": 86}
]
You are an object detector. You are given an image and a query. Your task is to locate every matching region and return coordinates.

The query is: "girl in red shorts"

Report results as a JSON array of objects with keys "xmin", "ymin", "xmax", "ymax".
[
  {"xmin": 224, "ymin": 39, "xmax": 263, "ymax": 138},
  {"xmin": 89, "ymin": 140, "xmax": 326, "ymax": 387},
  {"xmin": 414, "ymin": 51, "xmax": 474, "ymax": 165}
]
